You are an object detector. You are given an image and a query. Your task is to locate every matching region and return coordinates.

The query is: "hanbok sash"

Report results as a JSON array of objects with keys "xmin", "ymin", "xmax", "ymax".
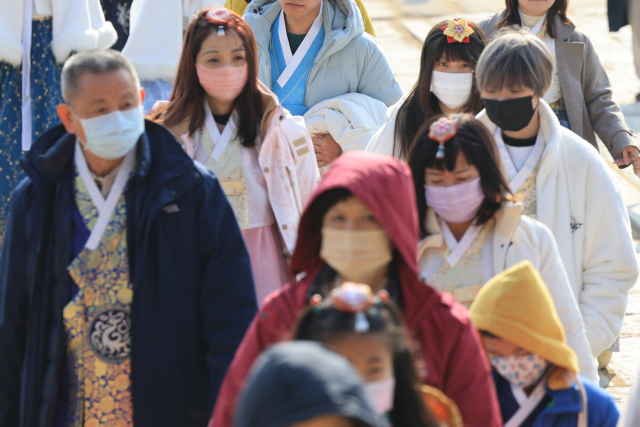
[
  {"xmin": 63, "ymin": 146, "xmax": 135, "ymax": 426},
  {"xmin": 269, "ymin": 9, "xmax": 325, "ymax": 116}
]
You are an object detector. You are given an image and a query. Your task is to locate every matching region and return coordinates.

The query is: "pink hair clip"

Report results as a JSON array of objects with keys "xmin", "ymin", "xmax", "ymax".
[
  {"xmin": 330, "ymin": 283, "xmax": 378, "ymax": 333},
  {"xmin": 429, "ymin": 117, "xmax": 457, "ymax": 159},
  {"xmin": 206, "ymin": 8, "xmax": 231, "ymax": 37}
]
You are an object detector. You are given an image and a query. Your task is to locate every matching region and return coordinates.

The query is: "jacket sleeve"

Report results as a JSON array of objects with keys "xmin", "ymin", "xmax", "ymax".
[
  {"xmin": 623, "ymin": 365, "xmax": 640, "ymax": 427},
  {"xmin": 0, "ymin": 187, "xmax": 29, "ymax": 426},
  {"xmin": 443, "ymin": 317, "xmax": 502, "ymax": 427},
  {"xmin": 581, "ymin": 35, "xmax": 637, "ymax": 160},
  {"xmin": 579, "ymin": 155, "xmax": 639, "ymax": 355},
  {"xmin": 208, "ymin": 305, "xmax": 274, "ymax": 427},
  {"xmin": 197, "ymin": 173, "xmax": 258, "ymax": 408},
  {"xmin": 356, "ymin": 40, "xmax": 403, "ymax": 107},
  {"xmin": 364, "ymin": 101, "xmax": 401, "ymax": 158},
  {"xmin": 517, "ymin": 219, "xmax": 597, "ymax": 380}
]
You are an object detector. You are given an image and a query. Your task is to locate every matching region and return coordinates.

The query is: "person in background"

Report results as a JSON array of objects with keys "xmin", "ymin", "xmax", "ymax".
[
  {"xmin": 0, "ymin": 0, "xmax": 116, "ymax": 244},
  {"xmin": 293, "ymin": 282, "xmax": 460, "ymax": 427},
  {"xmin": 623, "ymin": 365, "xmax": 640, "ymax": 426},
  {"xmin": 475, "ymin": 28, "xmax": 639, "ymax": 367},
  {"xmin": 0, "ymin": 50, "xmax": 257, "ymax": 426},
  {"xmin": 366, "ymin": 18, "xmax": 487, "ymax": 160},
  {"xmin": 243, "ymin": 0, "xmax": 402, "ymax": 168},
  {"xmin": 235, "ymin": 341, "xmax": 386, "ymax": 427},
  {"xmin": 478, "ymin": 0, "xmax": 640, "ymax": 173},
  {"xmin": 470, "ymin": 261, "xmax": 620, "ymax": 427},
  {"xmin": 225, "ymin": 0, "xmax": 377, "ymax": 37},
  {"xmin": 210, "ymin": 152, "xmax": 502, "ymax": 427},
  {"xmin": 408, "ymin": 114, "xmax": 596, "ymax": 380},
  {"xmin": 153, "ymin": 9, "xmax": 317, "ymax": 304}
]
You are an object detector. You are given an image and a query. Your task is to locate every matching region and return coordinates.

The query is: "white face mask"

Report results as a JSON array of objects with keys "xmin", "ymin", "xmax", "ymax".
[
  {"xmin": 430, "ymin": 71, "xmax": 474, "ymax": 109},
  {"xmin": 364, "ymin": 376, "xmax": 395, "ymax": 415},
  {"xmin": 74, "ymin": 106, "xmax": 145, "ymax": 160}
]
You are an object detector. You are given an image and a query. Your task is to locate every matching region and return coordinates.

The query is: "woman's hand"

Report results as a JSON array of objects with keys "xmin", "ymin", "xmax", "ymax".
[
  {"xmin": 614, "ymin": 145, "xmax": 640, "ymax": 174},
  {"xmin": 312, "ymin": 133, "xmax": 342, "ymax": 168}
]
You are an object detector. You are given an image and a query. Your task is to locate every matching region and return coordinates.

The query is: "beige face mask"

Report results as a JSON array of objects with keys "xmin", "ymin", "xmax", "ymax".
[{"xmin": 319, "ymin": 228, "xmax": 393, "ymax": 284}]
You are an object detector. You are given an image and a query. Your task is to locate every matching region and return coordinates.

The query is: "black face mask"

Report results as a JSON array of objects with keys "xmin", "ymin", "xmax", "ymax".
[{"xmin": 483, "ymin": 96, "xmax": 538, "ymax": 132}]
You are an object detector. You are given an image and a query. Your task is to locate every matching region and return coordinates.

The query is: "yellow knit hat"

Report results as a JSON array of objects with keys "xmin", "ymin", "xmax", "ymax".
[{"xmin": 469, "ymin": 260, "xmax": 579, "ymax": 377}]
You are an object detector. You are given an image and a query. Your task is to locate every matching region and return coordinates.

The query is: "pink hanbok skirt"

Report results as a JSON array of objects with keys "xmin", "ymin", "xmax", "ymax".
[{"xmin": 242, "ymin": 223, "xmax": 291, "ymax": 305}]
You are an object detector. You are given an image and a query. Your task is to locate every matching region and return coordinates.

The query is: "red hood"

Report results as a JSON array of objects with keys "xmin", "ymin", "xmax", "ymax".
[{"xmin": 291, "ymin": 152, "xmax": 431, "ymax": 317}]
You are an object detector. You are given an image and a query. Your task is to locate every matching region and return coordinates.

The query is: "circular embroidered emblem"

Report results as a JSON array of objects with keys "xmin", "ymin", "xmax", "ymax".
[{"xmin": 88, "ymin": 308, "xmax": 132, "ymax": 363}]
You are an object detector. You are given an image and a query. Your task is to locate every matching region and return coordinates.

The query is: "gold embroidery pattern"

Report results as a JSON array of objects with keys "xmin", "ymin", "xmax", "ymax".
[
  {"xmin": 429, "ymin": 223, "xmax": 493, "ymax": 308},
  {"xmin": 514, "ymin": 162, "xmax": 540, "ymax": 219},
  {"xmin": 62, "ymin": 168, "xmax": 133, "ymax": 427},
  {"xmin": 201, "ymin": 127, "xmax": 250, "ymax": 229}
]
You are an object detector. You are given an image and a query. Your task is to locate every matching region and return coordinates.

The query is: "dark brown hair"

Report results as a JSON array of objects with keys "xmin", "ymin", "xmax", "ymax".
[
  {"xmin": 394, "ymin": 20, "xmax": 487, "ymax": 160},
  {"xmin": 407, "ymin": 114, "xmax": 514, "ymax": 239},
  {"xmin": 497, "ymin": 0, "xmax": 571, "ymax": 39},
  {"xmin": 294, "ymin": 297, "xmax": 440, "ymax": 427},
  {"xmin": 152, "ymin": 9, "xmax": 263, "ymax": 147}
]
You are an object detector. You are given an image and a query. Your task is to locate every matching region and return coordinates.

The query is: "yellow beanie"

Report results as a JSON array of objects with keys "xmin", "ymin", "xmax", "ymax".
[{"xmin": 469, "ymin": 260, "xmax": 579, "ymax": 376}]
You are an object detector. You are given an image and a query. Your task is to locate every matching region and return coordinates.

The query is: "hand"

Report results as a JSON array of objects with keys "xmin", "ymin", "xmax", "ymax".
[
  {"xmin": 312, "ymin": 133, "xmax": 342, "ymax": 168},
  {"xmin": 614, "ymin": 145, "xmax": 640, "ymax": 174}
]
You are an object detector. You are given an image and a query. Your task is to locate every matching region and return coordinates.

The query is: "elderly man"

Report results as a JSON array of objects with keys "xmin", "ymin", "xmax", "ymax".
[{"xmin": 0, "ymin": 50, "xmax": 257, "ymax": 427}]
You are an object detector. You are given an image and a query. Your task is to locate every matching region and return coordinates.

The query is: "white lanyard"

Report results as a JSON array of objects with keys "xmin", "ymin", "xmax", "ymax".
[
  {"xmin": 74, "ymin": 141, "xmax": 135, "ymax": 251},
  {"xmin": 519, "ymin": 9, "xmax": 547, "ymax": 36},
  {"xmin": 21, "ymin": 0, "xmax": 33, "ymax": 151},
  {"xmin": 439, "ymin": 218, "xmax": 482, "ymax": 267},
  {"xmin": 275, "ymin": 2, "xmax": 323, "ymax": 88},
  {"xmin": 494, "ymin": 128, "xmax": 544, "ymax": 193},
  {"xmin": 504, "ymin": 374, "xmax": 548, "ymax": 427},
  {"xmin": 203, "ymin": 101, "xmax": 238, "ymax": 162}
]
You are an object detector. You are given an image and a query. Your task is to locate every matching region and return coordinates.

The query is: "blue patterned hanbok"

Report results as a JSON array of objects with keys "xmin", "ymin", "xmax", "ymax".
[{"xmin": 0, "ymin": 18, "xmax": 62, "ymax": 238}]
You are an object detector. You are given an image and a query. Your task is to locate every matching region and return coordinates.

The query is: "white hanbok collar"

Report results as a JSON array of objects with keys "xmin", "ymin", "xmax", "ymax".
[
  {"xmin": 74, "ymin": 141, "xmax": 135, "ymax": 251},
  {"xmin": 519, "ymin": 8, "xmax": 547, "ymax": 35},
  {"xmin": 276, "ymin": 2, "xmax": 324, "ymax": 87},
  {"xmin": 203, "ymin": 100, "xmax": 238, "ymax": 162},
  {"xmin": 494, "ymin": 128, "xmax": 544, "ymax": 193},
  {"xmin": 438, "ymin": 217, "xmax": 482, "ymax": 267}
]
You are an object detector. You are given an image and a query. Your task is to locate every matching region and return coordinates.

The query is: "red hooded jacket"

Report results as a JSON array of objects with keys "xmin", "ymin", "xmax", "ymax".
[{"xmin": 209, "ymin": 152, "xmax": 501, "ymax": 427}]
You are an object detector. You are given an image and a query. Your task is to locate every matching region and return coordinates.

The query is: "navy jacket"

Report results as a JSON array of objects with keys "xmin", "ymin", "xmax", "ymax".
[
  {"xmin": 494, "ymin": 371, "xmax": 619, "ymax": 426},
  {"xmin": 0, "ymin": 121, "xmax": 258, "ymax": 427}
]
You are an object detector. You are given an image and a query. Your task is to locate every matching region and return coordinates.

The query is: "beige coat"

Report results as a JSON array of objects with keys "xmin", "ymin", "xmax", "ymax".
[
  {"xmin": 478, "ymin": 11, "xmax": 637, "ymax": 161},
  {"xmin": 418, "ymin": 202, "xmax": 597, "ymax": 380}
]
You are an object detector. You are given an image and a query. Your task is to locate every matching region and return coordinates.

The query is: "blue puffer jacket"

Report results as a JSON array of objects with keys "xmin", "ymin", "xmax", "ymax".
[
  {"xmin": 0, "ymin": 121, "xmax": 258, "ymax": 427},
  {"xmin": 494, "ymin": 370, "xmax": 619, "ymax": 427}
]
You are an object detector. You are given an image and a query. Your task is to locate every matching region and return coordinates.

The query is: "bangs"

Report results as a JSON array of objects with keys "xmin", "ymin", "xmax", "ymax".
[
  {"xmin": 432, "ymin": 38, "xmax": 481, "ymax": 66},
  {"xmin": 479, "ymin": 52, "xmax": 541, "ymax": 93},
  {"xmin": 421, "ymin": 137, "xmax": 470, "ymax": 172}
]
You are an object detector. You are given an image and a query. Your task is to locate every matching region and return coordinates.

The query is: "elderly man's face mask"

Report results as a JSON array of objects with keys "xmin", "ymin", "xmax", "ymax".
[{"xmin": 60, "ymin": 69, "xmax": 145, "ymax": 160}]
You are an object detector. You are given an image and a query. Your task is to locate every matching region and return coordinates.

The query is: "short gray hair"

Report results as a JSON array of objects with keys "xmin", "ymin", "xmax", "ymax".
[
  {"xmin": 61, "ymin": 49, "xmax": 140, "ymax": 104},
  {"xmin": 476, "ymin": 28, "xmax": 554, "ymax": 96}
]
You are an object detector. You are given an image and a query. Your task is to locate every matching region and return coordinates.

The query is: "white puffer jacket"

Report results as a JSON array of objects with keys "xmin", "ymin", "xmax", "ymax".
[
  {"xmin": 419, "ymin": 202, "xmax": 597, "ymax": 380},
  {"xmin": 364, "ymin": 95, "xmax": 406, "ymax": 159},
  {"xmin": 477, "ymin": 101, "xmax": 639, "ymax": 357},
  {"xmin": 303, "ymin": 93, "xmax": 388, "ymax": 155},
  {"xmin": 0, "ymin": 0, "xmax": 116, "ymax": 66}
]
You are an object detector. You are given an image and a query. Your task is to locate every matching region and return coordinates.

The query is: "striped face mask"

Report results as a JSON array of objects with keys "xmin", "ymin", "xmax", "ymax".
[{"xmin": 196, "ymin": 63, "xmax": 248, "ymax": 101}]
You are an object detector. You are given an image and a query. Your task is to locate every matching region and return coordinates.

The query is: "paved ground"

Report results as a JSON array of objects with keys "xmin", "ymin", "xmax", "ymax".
[{"xmin": 366, "ymin": 0, "xmax": 640, "ymax": 414}]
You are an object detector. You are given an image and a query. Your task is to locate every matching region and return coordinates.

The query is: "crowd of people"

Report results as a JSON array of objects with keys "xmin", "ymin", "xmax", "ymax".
[{"xmin": 1, "ymin": 0, "xmax": 640, "ymax": 426}]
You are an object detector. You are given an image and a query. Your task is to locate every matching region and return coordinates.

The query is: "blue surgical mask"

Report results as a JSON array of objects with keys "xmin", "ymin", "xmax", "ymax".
[{"xmin": 74, "ymin": 106, "xmax": 145, "ymax": 159}]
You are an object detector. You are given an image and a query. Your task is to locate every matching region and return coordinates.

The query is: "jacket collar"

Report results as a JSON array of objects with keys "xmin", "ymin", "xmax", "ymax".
[
  {"xmin": 553, "ymin": 13, "xmax": 576, "ymax": 41},
  {"xmin": 418, "ymin": 202, "xmax": 524, "ymax": 257}
]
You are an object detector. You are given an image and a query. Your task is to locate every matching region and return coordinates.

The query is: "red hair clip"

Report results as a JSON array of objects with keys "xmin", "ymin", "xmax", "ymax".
[
  {"xmin": 206, "ymin": 8, "xmax": 231, "ymax": 37},
  {"xmin": 441, "ymin": 18, "xmax": 475, "ymax": 44},
  {"xmin": 429, "ymin": 117, "xmax": 457, "ymax": 159}
]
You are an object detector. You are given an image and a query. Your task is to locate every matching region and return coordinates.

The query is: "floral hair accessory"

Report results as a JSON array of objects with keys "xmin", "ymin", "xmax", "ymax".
[
  {"xmin": 330, "ymin": 283, "xmax": 377, "ymax": 333},
  {"xmin": 429, "ymin": 117, "xmax": 458, "ymax": 159},
  {"xmin": 441, "ymin": 18, "xmax": 475, "ymax": 44},
  {"xmin": 206, "ymin": 8, "xmax": 231, "ymax": 37}
]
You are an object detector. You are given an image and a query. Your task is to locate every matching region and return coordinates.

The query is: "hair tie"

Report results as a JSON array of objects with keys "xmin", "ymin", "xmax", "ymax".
[
  {"xmin": 330, "ymin": 283, "xmax": 378, "ymax": 333},
  {"xmin": 442, "ymin": 18, "xmax": 475, "ymax": 43},
  {"xmin": 206, "ymin": 8, "xmax": 232, "ymax": 37},
  {"xmin": 429, "ymin": 117, "xmax": 458, "ymax": 159}
]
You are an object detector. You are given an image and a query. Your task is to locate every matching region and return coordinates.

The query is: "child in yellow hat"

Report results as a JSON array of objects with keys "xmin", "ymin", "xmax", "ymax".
[{"xmin": 469, "ymin": 261, "xmax": 619, "ymax": 427}]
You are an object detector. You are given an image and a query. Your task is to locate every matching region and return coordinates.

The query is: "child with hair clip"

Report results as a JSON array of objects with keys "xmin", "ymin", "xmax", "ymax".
[{"xmin": 294, "ymin": 282, "xmax": 463, "ymax": 427}]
